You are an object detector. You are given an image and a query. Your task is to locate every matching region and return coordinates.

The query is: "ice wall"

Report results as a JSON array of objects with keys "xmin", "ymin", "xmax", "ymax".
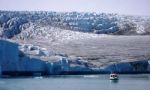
[{"xmin": 0, "ymin": 40, "xmax": 19, "ymax": 71}]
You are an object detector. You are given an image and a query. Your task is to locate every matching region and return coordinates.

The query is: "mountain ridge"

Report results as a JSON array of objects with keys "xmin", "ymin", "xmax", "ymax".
[{"xmin": 0, "ymin": 11, "xmax": 150, "ymax": 39}]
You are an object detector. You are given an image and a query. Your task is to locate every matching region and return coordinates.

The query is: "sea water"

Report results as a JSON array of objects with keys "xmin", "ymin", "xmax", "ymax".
[{"xmin": 0, "ymin": 74, "xmax": 150, "ymax": 90}]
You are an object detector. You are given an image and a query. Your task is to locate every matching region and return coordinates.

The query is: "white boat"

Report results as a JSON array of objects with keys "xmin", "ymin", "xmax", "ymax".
[{"xmin": 109, "ymin": 73, "xmax": 118, "ymax": 80}]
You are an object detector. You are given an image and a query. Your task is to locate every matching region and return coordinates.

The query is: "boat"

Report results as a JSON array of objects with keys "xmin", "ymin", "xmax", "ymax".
[{"xmin": 109, "ymin": 73, "xmax": 118, "ymax": 80}]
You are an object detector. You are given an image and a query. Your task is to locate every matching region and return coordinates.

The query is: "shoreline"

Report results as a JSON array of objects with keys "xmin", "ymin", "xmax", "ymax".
[{"xmin": 1, "ymin": 71, "xmax": 150, "ymax": 78}]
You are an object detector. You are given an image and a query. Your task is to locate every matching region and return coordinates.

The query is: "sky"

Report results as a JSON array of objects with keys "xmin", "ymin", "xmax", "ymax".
[{"xmin": 0, "ymin": 0, "xmax": 150, "ymax": 16}]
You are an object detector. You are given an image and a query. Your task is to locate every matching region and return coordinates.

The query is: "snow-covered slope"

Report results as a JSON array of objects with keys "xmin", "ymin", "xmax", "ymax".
[{"xmin": 0, "ymin": 11, "xmax": 150, "ymax": 39}]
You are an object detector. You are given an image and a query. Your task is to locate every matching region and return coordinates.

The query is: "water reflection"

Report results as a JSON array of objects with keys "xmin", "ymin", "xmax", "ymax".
[{"xmin": 110, "ymin": 80, "xmax": 119, "ymax": 84}]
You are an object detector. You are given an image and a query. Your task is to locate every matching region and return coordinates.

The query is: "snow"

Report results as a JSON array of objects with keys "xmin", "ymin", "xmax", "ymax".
[{"xmin": 0, "ymin": 11, "xmax": 150, "ymax": 39}]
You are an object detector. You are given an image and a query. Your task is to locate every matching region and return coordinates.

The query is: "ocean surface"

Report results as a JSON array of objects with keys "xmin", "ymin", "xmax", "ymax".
[{"xmin": 0, "ymin": 74, "xmax": 150, "ymax": 90}]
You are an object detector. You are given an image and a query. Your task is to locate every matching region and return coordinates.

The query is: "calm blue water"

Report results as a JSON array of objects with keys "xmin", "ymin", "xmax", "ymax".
[{"xmin": 0, "ymin": 74, "xmax": 150, "ymax": 90}]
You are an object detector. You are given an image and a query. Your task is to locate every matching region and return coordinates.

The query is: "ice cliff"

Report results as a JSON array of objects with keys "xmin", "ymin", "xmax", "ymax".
[
  {"xmin": 0, "ymin": 40, "xmax": 19, "ymax": 72},
  {"xmin": 0, "ymin": 40, "xmax": 150, "ymax": 76}
]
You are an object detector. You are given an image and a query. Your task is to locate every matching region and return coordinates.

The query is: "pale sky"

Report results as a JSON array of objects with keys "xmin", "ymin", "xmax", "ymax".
[{"xmin": 0, "ymin": 0, "xmax": 150, "ymax": 16}]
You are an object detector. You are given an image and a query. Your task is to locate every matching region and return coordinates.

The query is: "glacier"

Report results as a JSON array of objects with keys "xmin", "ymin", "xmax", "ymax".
[
  {"xmin": 0, "ymin": 39, "xmax": 150, "ymax": 76},
  {"xmin": 0, "ymin": 11, "xmax": 150, "ymax": 39},
  {"xmin": 0, "ymin": 40, "xmax": 19, "ymax": 72},
  {"xmin": 0, "ymin": 11, "xmax": 150, "ymax": 76}
]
